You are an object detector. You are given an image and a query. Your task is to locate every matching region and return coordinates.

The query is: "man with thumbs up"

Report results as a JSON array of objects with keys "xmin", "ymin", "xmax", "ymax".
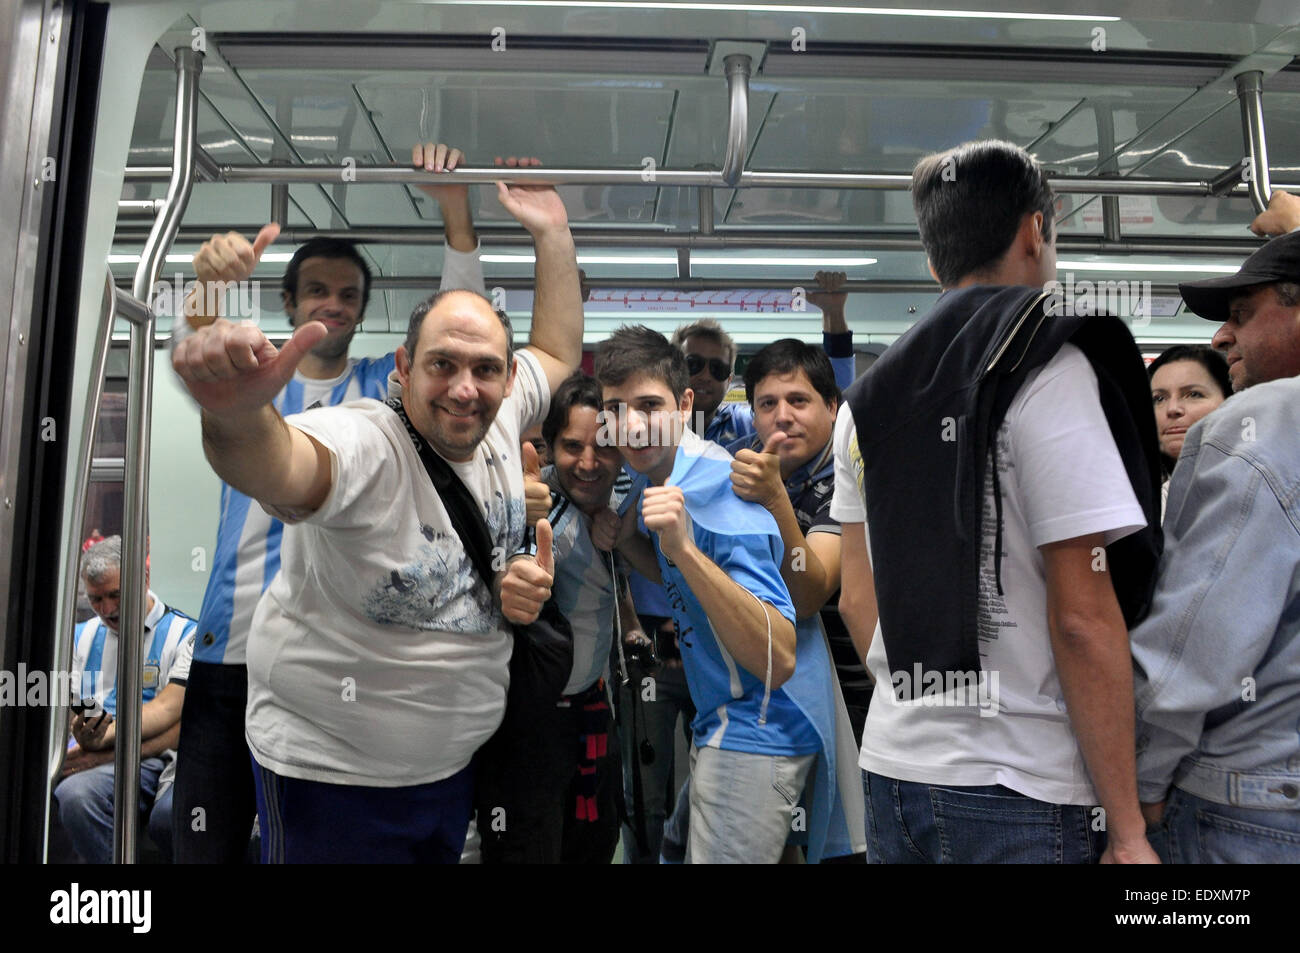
[
  {"xmin": 170, "ymin": 143, "xmax": 487, "ymax": 864},
  {"xmin": 728, "ymin": 339, "xmax": 872, "ymax": 746},
  {"xmin": 172, "ymin": 151, "xmax": 584, "ymax": 863},
  {"xmin": 594, "ymin": 326, "xmax": 851, "ymax": 864}
]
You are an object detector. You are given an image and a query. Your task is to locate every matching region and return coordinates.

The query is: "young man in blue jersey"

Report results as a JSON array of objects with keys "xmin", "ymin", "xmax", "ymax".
[
  {"xmin": 483, "ymin": 373, "xmax": 638, "ymax": 863},
  {"xmin": 594, "ymin": 326, "xmax": 847, "ymax": 863},
  {"xmin": 173, "ymin": 169, "xmax": 583, "ymax": 864},
  {"xmin": 56, "ymin": 536, "xmax": 196, "ymax": 862},
  {"xmin": 170, "ymin": 143, "xmax": 486, "ymax": 863}
]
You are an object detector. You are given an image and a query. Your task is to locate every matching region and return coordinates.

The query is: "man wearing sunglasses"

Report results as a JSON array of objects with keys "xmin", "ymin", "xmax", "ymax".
[{"xmin": 670, "ymin": 275, "xmax": 858, "ymax": 449}]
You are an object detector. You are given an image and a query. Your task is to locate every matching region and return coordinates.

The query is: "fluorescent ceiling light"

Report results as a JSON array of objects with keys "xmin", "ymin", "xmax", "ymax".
[
  {"xmin": 693, "ymin": 256, "xmax": 876, "ymax": 266},
  {"xmin": 436, "ymin": 2, "xmax": 1119, "ymax": 21},
  {"xmin": 483, "ymin": 253, "xmax": 878, "ymax": 266},
  {"xmin": 483, "ymin": 253, "xmax": 680, "ymax": 265},
  {"xmin": 1056, "ymin": 260, "xmax": 1240, "ymax": 273}
]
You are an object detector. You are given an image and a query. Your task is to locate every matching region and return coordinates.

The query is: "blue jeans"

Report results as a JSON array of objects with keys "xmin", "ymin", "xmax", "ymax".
[
  {"xmin": 171, "ymin": 661, "xmax": 257, "ymax": 863},
  {"xmin": 54, "ymin": 757, "xmax": 168, "ymax": 863},
  {"xmin": 252, "ymin": 759, "xmax": 474, "ymax": 864},
  {"xmin": 863, "ymin": 771, "xmax": 1104, "ymax": 864},
  {"xmin": 1153, "ymin": 787, "xmax": 1300, "ymax": 863}
]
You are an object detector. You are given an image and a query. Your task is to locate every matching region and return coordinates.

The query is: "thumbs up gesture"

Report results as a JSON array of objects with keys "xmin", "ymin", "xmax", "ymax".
[
  {"xmin": 184, "ymin": 224, "xmax": 280, "ymax": 328},
  {"xmin": 499, "ymin": 518, "xmax": 555, "ymax": 625},
  {"xmin": 730, "ymin": 430, "xmax": 788, "ymax": 510},
  {"xmin": 522, "ymin": 441, "xmax": 553, "ymax": 527},
  {"xmin": 173, "ymin": 318, "xmax": 327, "ymax": 417}
]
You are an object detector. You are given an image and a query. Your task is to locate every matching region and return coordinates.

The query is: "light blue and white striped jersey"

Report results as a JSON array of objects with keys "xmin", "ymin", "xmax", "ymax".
[
  {"xmin": 189, "ymin": 243, "xmax": 487, "ymax": 665},
  {"xmin": 71, "ymin": 592, "xmax": 196, "ymax": 716}
]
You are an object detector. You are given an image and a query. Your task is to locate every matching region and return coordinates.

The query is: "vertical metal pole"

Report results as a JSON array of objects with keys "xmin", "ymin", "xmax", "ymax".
[
  {"xmin": 270, "ymin": 177, "xmax": 289, "ymax": 225},
  {"xmin": 697, "ymin": 186, "xmax": 714, "ymax": 235},
  {"xmin": 1094, "ymin": 102, "xmax": 1121, "ymax": 243},
  {"xmin": 49, "ymin": 273, "xmax": 117, "ymax": 799},
  {"xmin": 115, "ymin": 46, "xmax": 201, "ymax": 864},
  {"xmin": 720, "ymin": 54, "xmax": 751, "ymax": 188},
  {"xmin": 1234, "ymin": 71, "xmax": 1272, "ymax": 216},
  {"xmin": 270, "ymin": 92, "xmax": 291, "ymax": 224}
]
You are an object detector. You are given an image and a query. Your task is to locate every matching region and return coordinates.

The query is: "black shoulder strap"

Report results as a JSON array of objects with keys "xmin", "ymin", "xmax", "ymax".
[{"xmin": 384, "ymin": 397, "xmax": 498, "ymax": 594}]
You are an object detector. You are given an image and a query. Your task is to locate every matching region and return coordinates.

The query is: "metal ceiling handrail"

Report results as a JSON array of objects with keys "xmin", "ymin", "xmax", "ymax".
[
  {"xmin": 721, "ymin": 54, "xmax": 750, "ymax": 187},
  {"xmin": 111, "ymin": 46, "xmax": 202, "ymax": 865},
  {"xmin": 117, "ymin": 161, "xmax": 1298, "ymax": 200},
  {"xmin": 1234, "ymin": 71, "xmax": 1272, "ymax": 216},
  {"xmin": 108, "ymin": 224, "xmax": 1271, "ymax": 258}
]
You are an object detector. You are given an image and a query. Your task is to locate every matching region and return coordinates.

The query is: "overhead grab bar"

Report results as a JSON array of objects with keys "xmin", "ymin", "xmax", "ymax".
[
  {"xmin": 721, "ymin": 54, "xmax": 751, "ymax": 187},
  {"xmin": 118, "ymin": 162, "xmax": 1297, "ymax": 200},
  {"xmin": 1234, "ymin": 71, "xmax": 1272, "ymax": 216},
  {"xmin": 109, "ymin": 223, "xmax": 1273, "ymax": 257},
  {"xmin": 112, "ymin": 45, "xmax": 202, "ymax": 865}
]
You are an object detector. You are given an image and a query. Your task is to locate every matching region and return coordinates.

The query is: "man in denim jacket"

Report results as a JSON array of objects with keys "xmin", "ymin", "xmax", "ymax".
[{"xmin": 1132, "ymin": 196, "xmax": 1300, "ymax": 862}]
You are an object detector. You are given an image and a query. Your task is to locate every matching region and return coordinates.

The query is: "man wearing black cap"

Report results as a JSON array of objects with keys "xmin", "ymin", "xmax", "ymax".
[{"xmin": 1130, "ymin": 197, "xmax": 1300, "ymax": 862}]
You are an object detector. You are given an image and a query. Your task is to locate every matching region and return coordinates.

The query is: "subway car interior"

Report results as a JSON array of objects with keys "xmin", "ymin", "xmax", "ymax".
[{"xmin": 1, "ymin": 0, "xmax": 1298, "ymax": 864}]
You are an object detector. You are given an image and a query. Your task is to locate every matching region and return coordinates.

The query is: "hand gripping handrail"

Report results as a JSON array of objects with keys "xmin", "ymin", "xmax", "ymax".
[{"xmin": 1234, "ymin": 71, "xmax": 1272, "ymax": 216}]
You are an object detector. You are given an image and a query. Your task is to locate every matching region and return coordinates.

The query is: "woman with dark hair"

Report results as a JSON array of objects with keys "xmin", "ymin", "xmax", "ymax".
[{"xmin": 1149, "ymin": 344, "xmax": 1232, "ymax": 517}]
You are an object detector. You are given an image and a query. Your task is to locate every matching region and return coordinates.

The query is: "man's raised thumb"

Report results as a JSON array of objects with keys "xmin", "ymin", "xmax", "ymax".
[
  {"xmin": 252, "ymin": 222, "xmax": 281, "ymax": 258},
  {"xmin": 762, "ymin": 431, "xmax": 789, "ymax": 455},
  {"xmin": 522, "ymin": 439, "xmax": 541, "ymax": 478},
  {"xmin": 535, "ymin": 518, "xmax": 554, "ymax": 576},
  {"xmin": 273, "ymin": 321, "xmax": 328, "ymax": 381}
]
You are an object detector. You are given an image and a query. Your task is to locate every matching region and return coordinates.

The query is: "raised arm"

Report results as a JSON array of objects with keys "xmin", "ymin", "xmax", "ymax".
[
  {"xmin": 413, "ymin": 142, "xmax": 478, "ymax": 254},
  {"xmin": 809, "ymin": 270, "xmax": 855, "ymax": 391},
  {"xmin": 493, "ymin": 158, "xmax": 583, "ymax": 394},
  {"xmin": 173, "ymin": 318, "xmax": 333, "ymax": 512},
  {"xmin": 642, "ymin": 485, "xmax": 796, "ymax": 688}
]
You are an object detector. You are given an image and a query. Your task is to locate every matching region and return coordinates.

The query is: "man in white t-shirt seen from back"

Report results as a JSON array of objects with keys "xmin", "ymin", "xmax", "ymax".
[
  {"xmin": 172, "ymin": 168, "xmax": 583, "ymax": 863},
  {"xmin": 832, "ymin": 139, "xmax": 1159, "ymax": 864}
]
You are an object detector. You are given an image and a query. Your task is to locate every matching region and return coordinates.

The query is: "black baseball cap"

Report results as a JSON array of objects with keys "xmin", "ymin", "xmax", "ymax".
[{"xmin": 1179, "ymin": 231, "xmax": 1300, "ymax": 322}]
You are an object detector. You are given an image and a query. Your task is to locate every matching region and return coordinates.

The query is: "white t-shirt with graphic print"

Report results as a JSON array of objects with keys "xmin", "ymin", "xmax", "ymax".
[
  {"xmin": 245, "ymin": 350, "xmax": 549, "ymax": 787},
  {"xmin": 830, "ymin": 344, "xmax": 1145, "ymax": 805}
]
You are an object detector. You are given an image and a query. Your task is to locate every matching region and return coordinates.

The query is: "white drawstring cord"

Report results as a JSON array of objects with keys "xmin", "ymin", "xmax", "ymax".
[
  {"xmin": 743, "ymin": 587, "xmax": 774, "ymax": 725},
  {"xmin": 609, "ymin": 551, "xmax": 629, "ymax": 686}
]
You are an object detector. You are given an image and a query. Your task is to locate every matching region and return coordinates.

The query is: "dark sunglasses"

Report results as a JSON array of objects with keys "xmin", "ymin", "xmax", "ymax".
[{"xmin": 686, "ymin": 355, "xmax": 730, "ymax": 381}]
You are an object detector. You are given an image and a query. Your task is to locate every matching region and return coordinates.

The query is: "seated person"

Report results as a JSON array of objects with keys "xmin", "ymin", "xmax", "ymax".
[
  {"xmin": 55, "ymin": 536, "xmax": 195, "ymax": 862},
  {"xmin": 594, "ymin": 325, "xmax": 848, "ymax": 864}
]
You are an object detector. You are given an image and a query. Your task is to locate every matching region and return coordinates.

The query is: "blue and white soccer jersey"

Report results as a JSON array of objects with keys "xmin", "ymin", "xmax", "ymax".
[
  {"xmin": 648, "ymin": 431, "xmax": 818, "ymax": 756},
  {"xmin": 194, "ymin": 355, "xmax": 396, "ymax": 666},
  {"xmin": 704, "ymin": 401, "xmax": 755, "ymax": 448},
  {"xmin": 71, "ymin": 592, "xmax": 196, "ymax": 716},
  {"xmin": 184, "ymin": 241, "xmax": 487, "ymax": 667}
]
